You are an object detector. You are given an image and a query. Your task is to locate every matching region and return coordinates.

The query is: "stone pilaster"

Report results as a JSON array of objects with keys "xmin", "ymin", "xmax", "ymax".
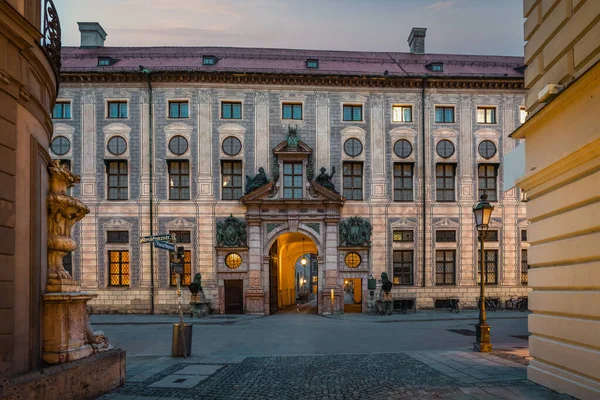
[
  {"xmin": 459, "ymin": 95, "xmax": 476, "ymax": 285},
  {"xmin": 322, "ymin": 219, "xmax": 341, "ymax": 314},
  {"xmin": 316, "ymin": 93, "xmax": 330, "ymax": 170},
  {"xmin": 370, "ymin": 96, "xmax": 386, "ymax": 198},
  {"xmin": 370, "ymin": 204, "xmax": 387, "ymax": 280},
  {"xmin": 196, "ymin": 90, "xmax": 214, "ymax": 199},
  {"xmin": 245, "ymin": 222, "xmax": 265, "ymax": 314},
  {"xmin": 254, "ymin": 91, "xmax": 269, "ymax": 173}
]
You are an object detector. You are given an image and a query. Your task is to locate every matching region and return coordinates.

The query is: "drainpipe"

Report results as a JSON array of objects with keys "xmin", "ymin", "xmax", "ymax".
[
  {"xmin": 421, "ymin": 76, "xmax": 427, "ymax": 288},
  {"xmin": 140, "ymin": 66, "xmax": 155, "ymax": 314}
]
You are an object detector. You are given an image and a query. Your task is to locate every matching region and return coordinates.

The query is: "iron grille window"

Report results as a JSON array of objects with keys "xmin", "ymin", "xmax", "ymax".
[
  {"xmin": 436, "ymin": 164, "xmax": 456, "ymax": 202},
  {"xmin": 436, "ymin": 230, "xmax": 456, "ymax": 242},
  {"xmin": 108, "ymin": 250, "xmax": 130, "ymax": 286},
  {"xmin": 477, "ymin": 107, "xmax": 496, "ymax": 124},
  {"xmin": 221, "ymin": 102, "xmax": 242, "ymax": 119},
  {"xmin": 435, "ymin": 106, "xmax": 454, "ymax": 123},
  {"xmin": 221, "ymin": 161, "xmax": 243, "ymax": 200},
  {"xmin": 393, "ymin": 250, "xmax": 413, "ymax": 285},
  {"xmin": 106, "ymin": 161, "xmax": 128, "ymax": 200},
  {"xmin": 478, "ymin": 164, "xmax": 498, "ymax": 201},
  {"xmin": 393, "ymin": 230, "xmax": 413, "ymax": 242},
  {"xmin": 392, "ymin": 105, "xmax": 412, "ymax": 122},
  {"xmin": 484, "ymin": 230, "xmax": 498, "ymax": 242},
  {"xmin": 107, "ymin": 231, "xmax": 129, "ymax": 243},
  {"xmin": 170, "ymin": 231, "xmax": 191, "ymax": 243},
  {"xmin": 53, "ymin": 102, "xmax": 71, "ymax": 119},
  {"xmin": 393, "ymin": 163, "xmax": 413, "ymax": 202},
  {"xmin": 435, "ymin": 250, "xmax": 456, "ymax": 285},
  {"xmin": 343, "ymin": 162, "xmax": 363, "ymax": 200},
  {"xmin": 477, "ymin": 249, "xmax": 498, "ymax": 284},
  {"xmin": 171, "ymin": 250, "xmax": 192, "ymax": 286},
  {"xmin": 521, "ymin": 249, "xmax": 529, "ymax": 285},
  {"xmin": 168, "ymin": 161, "xmax": 190, "ymax": 200},
  {"xmin": 283, "ymin": 162, "xmax": 303, "ymax": 199},
  {"xmin": 107, "ymin": 101, "xmax": 128, "ymax": 118},
  {"xmin": 343, "ymin": 105, "xmax": 362, "ymax": 121},
  {"xmin": 521, "ymin": 230, "xmax": 527, "ymax": 242},
  {"xmin": 282, "ymin": 103, "xmax": 302, "ymax": 120},
  {"xmin": 168, "ymin": 101, "xmax": 189, "ymax": 118}
]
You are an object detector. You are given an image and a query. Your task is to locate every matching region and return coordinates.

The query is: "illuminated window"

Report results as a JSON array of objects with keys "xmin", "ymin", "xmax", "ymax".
[
  {"xmin": 171, "ymin": 250, "xmax": 192, "ymax": 286},
  {"xmin": 168, "ymin": 161, "xmax": 190, "ymax": 200},
  {"xmin": 436, "ymin": 250, "xmax": 455, "ymax": 285},
  {"xmin": 392, "ymin": 105, "xmax": 412, "ymax": 122},
  {"xmin": 476, "ymin": 107, "xmax": 496, "ymax": 124},
  {"xmin": 221, "ymin": 161, "xmax": 243, "ymax": 200},
  {"xmin": 108, "ymin": 250, "xmax": 130, "ymax": 286}
]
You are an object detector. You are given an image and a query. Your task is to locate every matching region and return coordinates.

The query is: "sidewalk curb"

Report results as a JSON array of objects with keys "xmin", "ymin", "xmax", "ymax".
[{"xmin": 320, "ymin": 313, "xmax": 529, "ymax": 323}]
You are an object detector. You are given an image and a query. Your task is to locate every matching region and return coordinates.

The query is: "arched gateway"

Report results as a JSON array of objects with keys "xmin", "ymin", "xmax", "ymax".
[{"xmin": 213, "ymin": 130, "xmax": 373, "ymax": 315}]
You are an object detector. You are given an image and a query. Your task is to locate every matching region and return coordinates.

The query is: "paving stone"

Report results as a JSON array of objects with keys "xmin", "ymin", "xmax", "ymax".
[
  {"xmin": 173, "ymin": 364, "xmax": 223, "ymax": 375},
  {"xmin": 148, "ymin": 374, "xmax": 208, "ymax": 389}
]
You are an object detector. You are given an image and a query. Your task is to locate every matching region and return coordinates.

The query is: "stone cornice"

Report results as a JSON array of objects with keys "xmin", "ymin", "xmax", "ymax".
[{"xmin": 60, "ymin": 71, "xmax": 524, "ymax": 90}]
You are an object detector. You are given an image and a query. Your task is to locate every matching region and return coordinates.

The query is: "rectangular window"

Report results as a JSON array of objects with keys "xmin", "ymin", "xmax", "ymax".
[
  {"xmin": 436, "ymin": 164, "xmax": 456, "ymax": 202},
  {"xmin": 203, "ymin": 56, "xmax": 217, "ymax": 65},
  {"xmin": 170, "ymin": 231, "xmax": 191, "ymax": 244},
  {"xmin": 436, "ymin": 230, "xmax": 456, "ymax": 242},
  {"xmin": 343, "ymin": 105, "xmax": 363, "ymax": 121},
  {"xmin": 393, "ymin": 250, "xmax": 413, "ymax": 285},
  {"xmin": 484, "ymin": 230, "xmax": 499, "ymax": 242},
  {"xmin": 521, "ymin": 249, "xmax": 529, "ymax": 285},
  {"xmin": 169, "ymin": 101, "xmax": 189, "ymax": 118},
  {"xmin": 282, "ymin": 103, "xmax": 302, "ymax": 120},
  {"xmin": 107, "ymin": 231, "xmax": 129, "ymax": 243},
  {"xmin": 107, "ymin": 161, "xmax": 128, "ymax": 200},
  {"xmin": 393, "ymin": 163, "xmax": 413, "ymax": 202},
  {"xmin": 431, "ymin": 63, "xmax": 443, "ymax": 72},
  {"xmin": 478, "ymin": 164, "xmax": 498, "ymax": 201},
  {"xmin": 476, "ymin": 107, "xmax": 496, "ymax": 124},
  {"xmin": 436, "ymin": 250, "xmax": 456, "ymax": 285},
  {"xmin": 107, "ymin": 101, "xmax": 128, "ymax": 118},
  {"xmin": 343, "ymin": 162, "xmax": 363, "ymax": 200},
  {"xmin": 221, "ymin": 102, "xmax": 242, "ymax": 119},
  {"xmin": 168, "ymin": 160, "xmax": 190, "ymax": 200},
  {"xmin": 306, "ymin": 59, "xmax": 319, "ymax": 69},
  {"xmin": 98, "ymin": 57, "xmax": 111, "ymax": 66},
  {"xmin": 393, "ymin": 230, "xmax": 413, "ymax": 242},
  {"xmin": 221, "ymin": 161, "xmax": 243, "ymax": 200},
  {"xmin": 392, "ymin": 105, "xmax": 412, "ymax": 122},
  {"xmin": 435, "ymin": 106, "xmax": 454, "ymax": 123},
  {"xmin": 521, "ymin": 229, "xmax": 527, "ymax": 242},
  {"xmin": 283, "ymin": 162, "xmax": 303, "ymax": 199},
  {"xmin": 520, "ymin": 107, "xmax": 528, "ymax": 124},
  {"xmin": 477, "ymin": 249, "xmax": 498, "ymax": 284},
  {"xmin": 171, "ymin": 250, "xmax": 192, "ymax": 286},
  {"xmin": 108, "ymin": 250, "xmax": 130, "ymax": 286},
  {"xmin": 53, "ymin": 102, "xmax": 71, "ymax": 119}
]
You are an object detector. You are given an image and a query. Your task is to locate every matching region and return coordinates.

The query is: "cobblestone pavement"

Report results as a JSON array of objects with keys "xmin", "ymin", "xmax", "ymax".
[{"xmin": 97, "ymin": 351, "xmax": 573, "ymax": 400}]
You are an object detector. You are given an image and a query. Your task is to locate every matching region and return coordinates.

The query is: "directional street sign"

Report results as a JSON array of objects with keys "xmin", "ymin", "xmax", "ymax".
[
  {"xmin": 140, "ymin": 234, "xmax": 175, "ymax": 244},
  {"xmin": 153, "ymin": 240, "xmax": 175, "ymax": 251}
]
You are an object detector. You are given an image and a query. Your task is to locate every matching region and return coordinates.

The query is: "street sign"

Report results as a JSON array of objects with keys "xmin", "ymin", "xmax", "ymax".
[
  {"xmin": 154, "ymin": 240, "xmax": 175, "ymax": 251},
  {"xmin": 140, "ymin": 234, "xmax": 174, "ymax": 244}
]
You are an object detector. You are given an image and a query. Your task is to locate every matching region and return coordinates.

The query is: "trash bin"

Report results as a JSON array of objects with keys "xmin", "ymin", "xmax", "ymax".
[{"xmin": 171, "ymin": 323, "xmax": 192, "ymax": 357}]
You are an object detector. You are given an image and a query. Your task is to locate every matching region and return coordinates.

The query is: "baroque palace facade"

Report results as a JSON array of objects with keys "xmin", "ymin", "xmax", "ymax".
[{"xmin": 53, "ymin": 24, "xmax": 529, "ymax": 314}]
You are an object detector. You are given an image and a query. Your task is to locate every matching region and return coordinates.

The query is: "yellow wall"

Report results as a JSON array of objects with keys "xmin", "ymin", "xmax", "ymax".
[
  {"xmin": 518, "ymin": 2, "xmax": 600, "ymax": 396},
  {"xmin": 275, "ymin": 233, "xmax": 317, "ymax": 308}
]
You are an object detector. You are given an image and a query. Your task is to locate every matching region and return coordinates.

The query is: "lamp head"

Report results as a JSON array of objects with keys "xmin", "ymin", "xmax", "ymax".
[{"xmin": 473, "ymin": 193, "xmax": 494, "ymax": 231}]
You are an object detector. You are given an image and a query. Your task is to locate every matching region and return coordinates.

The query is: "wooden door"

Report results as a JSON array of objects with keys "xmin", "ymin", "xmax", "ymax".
[
  {"xmin": 269, "ymin": 240, "xmax": 279, "ymax": 314},
  {"xmin": 224, "ymin": 280, "xmax": 244, "ymax": 314}
]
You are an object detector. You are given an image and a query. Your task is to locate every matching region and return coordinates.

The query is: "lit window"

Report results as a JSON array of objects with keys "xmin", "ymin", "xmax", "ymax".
[
  {"xmin": 168, "ymin": 160, "xmax": 190, "ymax": 200},
  {"xmin": 436, "ymin": 250, "xmax": 455, "ymax": 285},
  {"xmin": 306, "ymin": 59, "xmax": 318, "ymax": 69},
  {"xmin": 108, "ymin": 250, "xmax": 130, "ymax": 286},
  {"xmin": 392, "ymin": 105, "xmax": 412, "ymax": 122},
  {"xmin": 221, "ymin": 161, "xmax": 243, "ymax": 200},
  {"xmin": 520, "ymin": 107, "xmax": 528, "ymax": 124},
  {"xmin": 477, "ymin": 107, "xmax": 496, "ymax": 124}
]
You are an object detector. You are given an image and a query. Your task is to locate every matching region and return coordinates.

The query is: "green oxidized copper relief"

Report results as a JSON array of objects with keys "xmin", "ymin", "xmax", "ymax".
[
  {"xmin": 339, "ymin": 216, "xmax": 372, "ymax": 247},
  {"xmin": 216, "ymin": 214, "xmax": 247, "ymax": 247}
]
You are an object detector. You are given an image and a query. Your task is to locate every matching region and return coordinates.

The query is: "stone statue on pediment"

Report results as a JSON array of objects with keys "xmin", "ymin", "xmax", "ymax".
[
  {"xmin": 315, "ymin": 166, "xmax": 337, "ymax": 193},
  {"xmin": 244, "ymin": 167, "xmax": 270, "ymax": 195}
]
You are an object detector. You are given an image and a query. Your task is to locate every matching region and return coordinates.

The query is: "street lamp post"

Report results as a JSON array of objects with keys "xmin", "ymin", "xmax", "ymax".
[{"xmin": 473, "ymin": 193, "xmax": 494, "ymax": 352}]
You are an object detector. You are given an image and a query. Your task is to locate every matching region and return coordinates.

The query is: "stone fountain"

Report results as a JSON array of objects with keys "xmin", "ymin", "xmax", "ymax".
[{"xmin": 43, "ymin": 160, "xmax": 112, "ymax": 364}]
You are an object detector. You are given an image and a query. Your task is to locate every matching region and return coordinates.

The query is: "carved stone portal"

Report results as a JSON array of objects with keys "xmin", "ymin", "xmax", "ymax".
[{"xmin": 44, "ymin": 160, "xmax": 112, "ymax": 364}]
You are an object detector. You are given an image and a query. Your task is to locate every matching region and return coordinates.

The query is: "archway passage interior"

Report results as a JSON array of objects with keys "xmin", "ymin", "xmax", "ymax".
[{"xmin": 269, "ymin": 232, "xmax": 318, "ymax": 314}]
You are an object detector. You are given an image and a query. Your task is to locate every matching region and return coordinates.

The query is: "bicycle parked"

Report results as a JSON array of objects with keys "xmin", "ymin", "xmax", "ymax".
[
  {"xmin": 477, "ymin": 298, "xmax": 497, "ymax": 311},
  {"xmin": 517, "ymin": 296, "xmax": 528, "ymax": 312},
  {"xmin": 446, "ymin": 298, "xmax": 460, "ymax": 313},
  {"xmin": 505, "ymin": 295, "xmax": 528, "ymax": 311}
]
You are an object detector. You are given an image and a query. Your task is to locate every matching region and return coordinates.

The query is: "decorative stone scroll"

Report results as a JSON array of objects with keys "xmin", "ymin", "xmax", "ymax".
[
  {"xmin": 339, "ymin": 216, "xmax": 373, "ymax": 247},
  {"xmin": 216, "ymin": 214, "xmax": 247, "ymax": 247}
]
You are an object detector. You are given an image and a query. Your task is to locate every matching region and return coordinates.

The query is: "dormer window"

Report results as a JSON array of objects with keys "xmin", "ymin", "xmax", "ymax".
[
  {"xmin": 98, "ymin": 57, "xmax": 111, "ymax": 66},
  {"xmin": 203, "ymin": 56, "xmax": 217, "ymax": 66},
  {"xmin": 430, "ymin": 63, "xmax": 443, "ymax": 72},
  {"xmin": 306, "ymin": 59, "xmax": 319, "ymax": 69}
]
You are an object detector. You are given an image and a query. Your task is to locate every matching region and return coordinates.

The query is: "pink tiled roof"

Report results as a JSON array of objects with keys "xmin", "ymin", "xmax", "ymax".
[{"xmin": 61, "ymin": 46, "xmax": 524, "ymax": 78}]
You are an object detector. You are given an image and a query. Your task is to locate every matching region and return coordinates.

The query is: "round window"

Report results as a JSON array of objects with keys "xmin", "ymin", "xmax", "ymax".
[
  {"xmin": 393, "ymin": 139, "xmax": 412, "ymax": 158},
  {"xmin": 107, "ymin": 136, "xmax": 127, "ymax": 155},
  {"xmin": 169, "ymin": 135, "xmax": 189, "ymax": 155},
  {"xmin": 225, "ymin": 253, "xmax": 242, "ymax": 269},
  {"xmin": 436, "ymin": 140, "xmax": 455, "ymax": 158},
  {"xmin": 344, "ymin": 138, "xmax": 363, "ymax": 157},
  {"xmin": 222, "ymin": 136, "xmax": 242, "ymax": 156},
  {"xmin": 478, "ymin": 140, "xmax": 497, "ymax": 159},
  {"xmin": 345, "ymin": 252, "xmax": 361, "ymax": 268},
  {"xmin": 50, "ymin": 136, "xmax": 70, "ymax": 155}
]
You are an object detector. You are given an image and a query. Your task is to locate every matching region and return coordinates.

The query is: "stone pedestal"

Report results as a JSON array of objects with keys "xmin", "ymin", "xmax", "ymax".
[
  {"xmin": 474, "ymin": 322, "xmax": 493, "ymax": 353},
  {"xmin": 189, "ymin": 292, "xmax": 211, "ymax": 317},
  {"xmin": 43, "ymin": 292, "xmax": 97, "ymax": 364},
  {"xmin": 245, "ymin": 289, "xmax": 265, "ymax": 314}
]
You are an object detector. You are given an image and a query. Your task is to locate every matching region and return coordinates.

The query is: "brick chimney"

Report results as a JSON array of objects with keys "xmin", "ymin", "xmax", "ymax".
[
  {"xmin": 408, "ymin": 27, "xmax": 427, "ymax": 54},
  {"xmin": 78, "ymin": 22, "xmax": 107, "ymax": 48}
]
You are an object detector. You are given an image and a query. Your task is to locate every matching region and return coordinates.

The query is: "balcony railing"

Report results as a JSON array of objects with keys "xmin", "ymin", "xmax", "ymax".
[{"xmin": 42, "ymin": 0, "xmax": 61, "ymax": 77}]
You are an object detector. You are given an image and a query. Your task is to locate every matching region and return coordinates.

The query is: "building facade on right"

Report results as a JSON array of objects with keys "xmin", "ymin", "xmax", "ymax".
[{"xmin": 515, "ymin": 1, "xmax": 600, "ymax": 398}]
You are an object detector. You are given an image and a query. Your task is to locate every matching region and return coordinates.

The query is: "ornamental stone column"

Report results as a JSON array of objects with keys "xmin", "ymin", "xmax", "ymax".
[
  {"xmin": 245, "ymin": 211, "xmax": 265, "ymax": 314},
  {"xmin": 316, "ymin": 93, "xmax": 330, "ymax": 170},
  {"xmin": 254, "ymin": 91, "xmax": 270, "ymax": 173}
]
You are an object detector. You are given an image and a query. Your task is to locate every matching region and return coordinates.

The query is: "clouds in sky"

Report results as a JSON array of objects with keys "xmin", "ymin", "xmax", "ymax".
[{"xmin": 54, "ymin": 0, "xmax": 524, "ymax": 56}]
